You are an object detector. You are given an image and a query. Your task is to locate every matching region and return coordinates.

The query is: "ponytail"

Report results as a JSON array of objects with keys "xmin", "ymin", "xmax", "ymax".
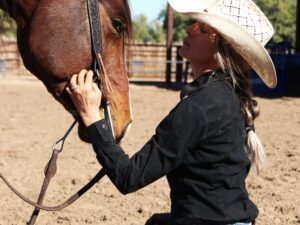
[
  {"xmin": 246, "ymin": 129, "xmax": 265, "ymax": 173},
  {"xmin": 215, "ymin": 36, "xmax": 266, "ymax": 174},
  {"xmin": 243, "ymin": 99, "xmax": 265, "ymax": 174}
]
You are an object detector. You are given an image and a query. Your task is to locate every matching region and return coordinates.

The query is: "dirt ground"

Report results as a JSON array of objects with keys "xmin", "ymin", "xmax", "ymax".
[{"xmin": 0, "ymin": 75, "xmax": 299, "ymax": 225}]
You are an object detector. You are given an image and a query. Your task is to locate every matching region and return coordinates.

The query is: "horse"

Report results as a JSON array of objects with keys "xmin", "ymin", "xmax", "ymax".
[
  {"xmin": 0, "ymin": 0, "xmax": 134, "ymax": 143},
  {"xmin": 0, "ymin": 0, "xmax": 134, "ymax": 223}
]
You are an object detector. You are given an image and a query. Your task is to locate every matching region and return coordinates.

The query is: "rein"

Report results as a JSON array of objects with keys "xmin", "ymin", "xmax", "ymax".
[{"xmin": 0, "ymin": 0, "xmax": 113, "ymax": 224}]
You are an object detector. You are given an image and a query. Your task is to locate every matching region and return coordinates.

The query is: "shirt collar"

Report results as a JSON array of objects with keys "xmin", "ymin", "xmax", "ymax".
[{"xmin": 180, "ymin": 68, "xmax": 225, "ymax": 99}]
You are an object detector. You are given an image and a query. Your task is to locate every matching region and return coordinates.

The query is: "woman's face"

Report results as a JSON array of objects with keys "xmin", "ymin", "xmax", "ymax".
[{"xmin": 179, "ymin": 21, "xmax": 217, "ymax": 66}]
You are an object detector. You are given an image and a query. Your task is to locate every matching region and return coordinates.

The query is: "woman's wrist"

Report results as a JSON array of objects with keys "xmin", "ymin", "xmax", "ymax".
[{"xmin": 81, "ymin": 112, "xmax": 103, "ymax": 127}]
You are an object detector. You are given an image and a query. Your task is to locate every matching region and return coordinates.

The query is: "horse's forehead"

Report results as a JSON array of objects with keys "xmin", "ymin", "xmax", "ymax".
[{"xmin": 102, "ymin": 0, "xmax": 128, "ymax": 18}]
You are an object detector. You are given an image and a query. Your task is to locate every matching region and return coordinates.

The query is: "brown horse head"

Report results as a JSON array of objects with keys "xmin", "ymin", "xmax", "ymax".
[{"xmin": 0, "ymin": 0, "xmax": 133, "ymax": 143}]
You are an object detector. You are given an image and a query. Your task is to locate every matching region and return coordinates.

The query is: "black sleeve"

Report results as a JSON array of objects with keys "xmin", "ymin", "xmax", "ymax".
[{"xmin": 86, "ymin": 98, "xmax": 207, "ymax": 194}]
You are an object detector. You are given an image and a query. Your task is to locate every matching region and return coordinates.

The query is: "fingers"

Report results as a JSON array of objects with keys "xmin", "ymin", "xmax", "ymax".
[
  {"xmin": 65, "ymin": 86, "xmax": 72, "ymax": 95},
  {"xmin": 67, "ymin": 70, "xmax": 99, "ymax": 98},
  {"xmin": 77, "ymin": 69, "xmax": 87, "ymax": 87},
  {"xmin": 85, "ymin": 70, "xmax": 94, "ymax": 86},
  {"xmin": 70, "ymin": 74, "xmax": 78, "ymax": 87},
  {"xmin": 92, "ymin": 82, "xmax": 102, "ymax": 96}
]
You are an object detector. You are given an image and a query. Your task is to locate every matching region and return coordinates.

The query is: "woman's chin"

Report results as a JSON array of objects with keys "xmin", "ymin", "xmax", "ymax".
[{"xmin": 179, "ymin": 47, "xmax": 189, "ymax": 61}]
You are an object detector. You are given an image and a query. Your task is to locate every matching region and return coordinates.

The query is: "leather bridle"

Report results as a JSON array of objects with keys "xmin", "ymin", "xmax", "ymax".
[{"xmin": 0, "ymin": 0, "xmax": 112, "ymax": 224}]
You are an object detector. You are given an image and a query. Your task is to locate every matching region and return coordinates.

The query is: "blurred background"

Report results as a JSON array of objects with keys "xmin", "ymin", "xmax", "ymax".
[{"xmin": 0, "ymin": 0, "xmax": 299, "ymax": 96}]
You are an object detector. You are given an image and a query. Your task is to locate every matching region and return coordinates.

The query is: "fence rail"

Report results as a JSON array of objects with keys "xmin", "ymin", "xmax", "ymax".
[
  {"xmin": 1, "ymin": 40, "xmax": 299, "ymax": 95},
  {"xmin": 0, "ymin": 39, "xmax": 31, "ymax": 77},
  {"xmin": 0, "ymin": 40, "xmax": 190, "ymax": 81},
  {"xmin": 126, "ymin": 43, "xmax": 190, "ymax": 81}
]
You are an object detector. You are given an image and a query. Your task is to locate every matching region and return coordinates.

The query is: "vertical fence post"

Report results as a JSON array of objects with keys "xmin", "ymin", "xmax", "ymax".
[
  {"xmin": 166, "ymin": 4, "xmax": 173, "ymax": 84},
  {"xmin": 17, "ymin": 49, "xmax": 21, "ymax": 68},
  {"xmin": 296, "ymin": 0, "xmax": 300, "ymax": 52},
  {"xmin": 176, "ymin": 46, "xmax": 183, "ymax": 83}
]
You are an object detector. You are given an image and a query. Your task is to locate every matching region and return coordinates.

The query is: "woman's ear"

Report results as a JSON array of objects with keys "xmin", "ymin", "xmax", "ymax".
[
  {"xmin": 209, "ymin": 32, "xmax": 217, "ymax": 43},
  {"xmin": 204, "ymin": 25, "xmax": 217, "ymax": 42}
]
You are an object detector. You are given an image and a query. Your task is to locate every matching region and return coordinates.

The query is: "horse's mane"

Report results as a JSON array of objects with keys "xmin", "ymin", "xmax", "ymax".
[
  {"xmin": 123, "ymin": 0, "xmax": 134, "ymax": 42},
  {"xmin": 0, "ymin": 0, "xmax": 6, "ymax": 8},
  {"xmin": 0, "ymin": 0, "xmax": 13, "ymax": 17}
]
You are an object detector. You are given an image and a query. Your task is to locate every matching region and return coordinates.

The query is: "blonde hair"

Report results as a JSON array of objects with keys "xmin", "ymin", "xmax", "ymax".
[{"xmin": 215, "ymin": 35, "xmax": 265, "ymax": 174}]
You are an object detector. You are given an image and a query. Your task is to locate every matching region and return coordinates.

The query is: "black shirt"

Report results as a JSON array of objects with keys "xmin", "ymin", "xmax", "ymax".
[{"xmin": 86, "ymin": 70, "xmax": 259, "ymax": 225}]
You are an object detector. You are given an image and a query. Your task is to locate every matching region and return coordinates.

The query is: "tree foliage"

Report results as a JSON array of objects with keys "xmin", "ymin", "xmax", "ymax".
[
  {"xmin": 133, "ymin": 14, "xmax": 165, "ymax": 44},
  {"xmin": 132, "ymin": 9, "xmax": 194, "ymax": 44},
  {"xmin": 2, "ymin": 1, "xmax": 295, "ymax": 46},
  {"xmin": 158, "ymin": 8, "xmax": 194, "ymax": 43},
  {"xmin": 253, "ymin": 0, "xmax": 296, "ymax": 46},
  {"xmin": 155, "ymin": 1, "xmax": 297, "ymax": 46},
  {"xmin": 0, "ymin": 10, "xmax": 16, "ymax": 37}
]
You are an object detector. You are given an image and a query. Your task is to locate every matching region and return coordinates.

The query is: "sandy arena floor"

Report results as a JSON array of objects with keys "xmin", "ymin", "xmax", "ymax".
[{"xmin": 0, "ymin": 76, "xmax": 299, "ymax": 225}]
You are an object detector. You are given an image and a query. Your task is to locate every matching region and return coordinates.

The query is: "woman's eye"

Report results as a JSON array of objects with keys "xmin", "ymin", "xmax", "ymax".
[
  {"xmin": 200, "ymin": 26, "xmax": 207, "ymax": 33},
  {"xmin": 111, "ymin": 19, "xmax": 125, "ymax": 33}
]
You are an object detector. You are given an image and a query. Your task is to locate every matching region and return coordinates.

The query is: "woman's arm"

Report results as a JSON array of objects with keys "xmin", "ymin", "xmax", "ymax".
[{"xmin": 67, "ymin": 70, "xmax": 206, "ymax": 194}]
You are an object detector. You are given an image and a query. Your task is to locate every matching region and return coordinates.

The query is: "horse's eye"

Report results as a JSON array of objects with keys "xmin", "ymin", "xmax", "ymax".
[{"xmin": 111, "ymin": 18, "xmax": 125, "ymax": 33}]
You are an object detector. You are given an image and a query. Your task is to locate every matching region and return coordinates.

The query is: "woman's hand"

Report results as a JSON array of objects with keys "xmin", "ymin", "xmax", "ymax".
[{"xmin": 66, "ymin": 69, "xmax": 102, "ymax": 127}]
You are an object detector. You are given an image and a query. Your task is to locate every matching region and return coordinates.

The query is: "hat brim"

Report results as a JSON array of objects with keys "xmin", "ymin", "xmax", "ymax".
[
  {"xmin": 168, "ymin": 0, "xmax": 218, "ymax": 13},
  {"xmin": 168, "ymin": 0, "xmax": 277, "ymax": 88}
]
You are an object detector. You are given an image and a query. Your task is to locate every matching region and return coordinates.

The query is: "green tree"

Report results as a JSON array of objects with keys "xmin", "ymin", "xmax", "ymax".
[
  {"xmin": 158, "ymin": 1, "xmax": 296, "ymax": 46},
  {"xmin": 133, "ymin": 14, "xmax": 165, "ymax": 44},
  {"xmin": 133, "ymin": 14, "xmax": 152, "ymax": 43},
  {"xmin": 158, "ymin": 8, "xmax": 194, "ymax": 43},
  {"xmin": 0, "ymin": 10, "xmax": 16, "ymax": 37},
  {"xmin": 254, "ymin": 0, "xmax": 296, "ymax": 46},
  {"xmin": 149, "ymin": 20, "xmax": 165, "ymax": 43}
]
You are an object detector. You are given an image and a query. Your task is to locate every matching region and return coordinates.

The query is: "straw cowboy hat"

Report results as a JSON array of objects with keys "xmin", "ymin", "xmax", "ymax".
[{"xmin": 168, "ymin": 0, "xmax": 277, "ymax": 88}]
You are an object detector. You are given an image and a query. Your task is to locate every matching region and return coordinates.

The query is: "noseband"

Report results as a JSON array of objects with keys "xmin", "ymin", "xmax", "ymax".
[{"xmin": 0, "ymin": 0, "xmax": 112, "ymax": 224}]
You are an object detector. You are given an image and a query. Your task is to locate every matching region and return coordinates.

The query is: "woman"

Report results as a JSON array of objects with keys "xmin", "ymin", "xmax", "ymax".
[{"xmin": 66, "ymin": 0, "xmax": 276, "ymax": 224}]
